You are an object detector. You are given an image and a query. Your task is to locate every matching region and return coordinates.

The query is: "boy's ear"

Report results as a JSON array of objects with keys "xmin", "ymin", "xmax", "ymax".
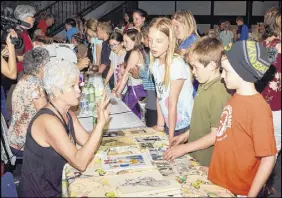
[{"xmin": 207, "ymin": 61, "xmax": 217, "ymax": 71}]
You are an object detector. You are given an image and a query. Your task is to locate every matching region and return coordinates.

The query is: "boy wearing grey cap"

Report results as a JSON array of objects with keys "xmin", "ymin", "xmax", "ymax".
[{"xmin": 208, "ymin": 41, "xmax": 278, "ymax": 197}]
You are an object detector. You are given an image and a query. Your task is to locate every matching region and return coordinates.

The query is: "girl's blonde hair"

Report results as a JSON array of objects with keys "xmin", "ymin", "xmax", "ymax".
[
  {"xmin": 149, "ymin": 17, "xmax": 178, "ymax": 89},
  {"xmin": 171, "ymin": 10, "xmax": 199, "ymax": 45},
  {"xmin": 86, "ymin": 18, "xmax": 99, "ymax": 32}
]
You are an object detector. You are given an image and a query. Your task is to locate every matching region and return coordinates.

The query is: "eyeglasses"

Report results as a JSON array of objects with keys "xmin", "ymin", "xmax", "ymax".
[{"xmin": 109, "ymin": 43, "xmax": 121, "ymax": 49}]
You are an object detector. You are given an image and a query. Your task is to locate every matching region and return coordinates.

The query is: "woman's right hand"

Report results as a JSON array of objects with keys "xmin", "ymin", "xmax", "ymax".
[
  {"xmin": 6, "ymin": 29, "xmax": 18, "ymax": 46},
  {"xmin": 96, "ymin": 92, "xmax": 110, "ymax": 125}
]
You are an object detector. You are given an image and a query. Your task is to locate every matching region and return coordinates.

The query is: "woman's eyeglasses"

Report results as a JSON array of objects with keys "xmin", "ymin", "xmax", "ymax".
[{"xmin": 109, "ymin": 43, "xmax": 121, "ymax": 49}]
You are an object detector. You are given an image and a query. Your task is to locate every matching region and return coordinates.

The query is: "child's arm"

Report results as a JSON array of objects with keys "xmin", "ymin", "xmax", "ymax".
[
  {"xmin": 168, "ymin": 79, "xmax": 184, "ymax": 146},
  {"xmin": 153, "ymin": 96, "xmax": 165, "ymax": 131},
  {"xmin": 116, "ymin": 51, "xmax": 139, "ymax": 95},
  {"xmin": 164, "ymin": 127, "xmax": 217, "ymax": 160},
  {"xmin": 104, "ymin": 64, "xmax": 114, "ymax": 86},
  {"xmin": 247, "ymin": 155, "xmax": 276, "ymax": 197}
]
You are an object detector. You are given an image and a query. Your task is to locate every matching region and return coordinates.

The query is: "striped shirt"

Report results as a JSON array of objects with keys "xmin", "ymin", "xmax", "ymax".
[{"xmin": 139, "ymin": 51, "xmax": 155, "ymax": 91}]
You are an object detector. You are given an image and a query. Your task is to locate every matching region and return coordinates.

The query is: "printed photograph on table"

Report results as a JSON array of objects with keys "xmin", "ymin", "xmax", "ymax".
[
  {"xmin": 101, "ymin": 153, "xmax": 153, "ymax": 171},
  {"xmin": 129, "ymin": 129, "xmax": 148, "ymax": 135},
  {"xmin": 138, "ymin": 142, "xmax": 155, "ymax": 150},
  {"xmin": 155, "ymin": 161, "xmax": 179, "ymax": 178},
  {"xmin": 102, "ymin": 130, "xmax": 125, "ymax": 137},
  {"xmin": 100, "ymin": 137, "xmax": 136, "ymax": 147},
  {"xmin": 107, "ymin": 170, "xmax": 181, "ymax": 196},
  {"xmin": 148, "ymin": 148, "xmax": 165, "ymax": 161},
  {"xmin": 106, "ymin": 146, "xmax": 141, "ymax": 156},
  {"xmin": 174, "ymin": 158, "xmax": 201, "ymax": 173},
  {"xmin": 135, "ymin": 136, "xmax": 162, "ymax": 143}
]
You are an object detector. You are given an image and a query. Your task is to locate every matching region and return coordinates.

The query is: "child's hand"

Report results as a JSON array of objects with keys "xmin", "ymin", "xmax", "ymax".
[
  {"xmin": 164, "ymin": 144, "xmax": 187, "ymax": 161},
  {"xmin": 170, "ymin": 132, "xmax": 189, "ymax": 146}
]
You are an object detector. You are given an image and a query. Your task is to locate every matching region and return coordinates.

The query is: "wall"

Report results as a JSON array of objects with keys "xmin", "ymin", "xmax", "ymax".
[
  {"xmin": 138, "ymin": 1, "xmax": 280, "ymax": 33},
  {"xmin": 84, "ymin": 1, "xmax": 125, "ymax": 20}
]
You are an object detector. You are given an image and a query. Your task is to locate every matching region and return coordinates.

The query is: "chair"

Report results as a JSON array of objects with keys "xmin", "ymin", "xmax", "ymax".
[{"xmin": 1, "ymin": 172, "xmax": 18, "ymax": 197}]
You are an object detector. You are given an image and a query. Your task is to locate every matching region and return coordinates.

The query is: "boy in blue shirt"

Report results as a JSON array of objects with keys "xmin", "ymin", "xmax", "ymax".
[{"xmin": 236, "ymin": 16, "xmax": 249, "ymax": 41}]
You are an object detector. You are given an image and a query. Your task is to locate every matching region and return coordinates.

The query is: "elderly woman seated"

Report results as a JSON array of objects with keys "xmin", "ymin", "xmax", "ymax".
[
  {"xmin": 19, "ymin": 58, "xmax": 110, "ymax": 197},
  {"xmin": 8, "ymin": 47, "xmax": 50, "ymax": 157}
]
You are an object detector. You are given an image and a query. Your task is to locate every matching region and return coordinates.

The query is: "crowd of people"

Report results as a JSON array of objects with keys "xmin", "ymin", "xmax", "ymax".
[{"xmin": 1, "ymin": 3, "xmax": 281, "ymax": 197}]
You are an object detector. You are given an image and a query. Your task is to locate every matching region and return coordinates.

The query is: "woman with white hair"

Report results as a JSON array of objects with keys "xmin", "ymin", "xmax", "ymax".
[
  {"xmin": 6, "ymin": 5, "xmax": 37, "ymax": 116},
  {"xmin": 19, "ymin": 58, "xmax": 110, "ymax": 197},
  {"xmin": 13, "ymin": 4, "xmax": 36, "ymax": 74},
  {"xmin": 8, "ymin": 47, "xmax": 50, "ymax": 157}
]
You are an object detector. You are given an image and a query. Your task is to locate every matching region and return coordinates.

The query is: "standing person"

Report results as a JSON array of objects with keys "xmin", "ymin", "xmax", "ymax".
[
  {"xmin": 235, "ymin": 16, "xmax": 249, "ymax": 41},
  {"xmin": 112, "ymin": 29, "xmax": 147, "ymax": 119},
  {"xmin": 133, "ymin": 9, "xmax": 148, "ymax": 31},
  {"xmin": 104, "ymin": 32, "xmax": 127, "ymax": 95},
  {"xmin": 148, "ymin": 17, "xmax": 194, "ymax": 145},
  {"xmin": 208, "ymin": 40, "xmax": 277, "ymax": 197},
  {"xmin": 123, "ymin": 11, "xmax": 134, "ymax": 34},
  {"xmin": 164, "ymin": 37, "xmax": 231, "ymax": 166},
  {"xmin": 86, "ymin": 19, "xmax": 103, "ymax": 66},
  {"xmin": 261, "ymin": 7, "xmax": 281, "ymax": 154},
  {"xmin": 1, "ymin": 30, "xmax": 18, "ymax": 122},
  {"xmin": 8, "ymin": 47, "xmax": 50, "ymax": 157},
  {"xmin": 65, "ymin": 18, "xmax": 78, "ymax": 43},
  {"xmin": 171, "ymin": 10, "xmax": 199, "ymax": 53},
  {"xmin": 19, "ymin": 58, "xmax": 110, "ymax": 197},
  {"xmin": 13, "ymin": 4, "xmax": 36, "ymax": 75},
  {"xmin": 129, "ymin": 24, "xmax": 158, "ymax": 127},
  {"xmin": 96, "ymin": 22, "xmax": 114, "ymax": 89},
  {"xmin": 219, "ymin": 20, "xmax": 234, "ymax": 51},
  {"xmin": 37, "ymin": 13, "xmax": 55, "ymax": 36},
  {"xmin": 71, "ymin": 33, "xmax": 88, "ymax": 60},
  {"xmin": 6, "ymin": 4, "xmax": 37, "ymax": 123},
  {"xmin": 171, "ymin": 10, "xmax": 199, "ymax": 98}
]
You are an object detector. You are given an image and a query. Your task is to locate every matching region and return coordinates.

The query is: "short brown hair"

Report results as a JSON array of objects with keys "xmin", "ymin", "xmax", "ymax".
[
  {"xmin": 98, "ymin": 22, "xmax": 112, "ymax": 36},
  {"xmin": 186, "ymin": 36, "xmax": 224, "ymax": 68},
  {"xmin": 236, "ymin": 16, "xmax": 244, "ymax": 22},
  {"xmin": 263, "ymin": 7, "xmax": 281, "ymax": 38}
]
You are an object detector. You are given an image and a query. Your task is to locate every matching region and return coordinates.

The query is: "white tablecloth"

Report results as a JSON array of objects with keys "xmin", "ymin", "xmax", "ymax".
[{"xmin": 78, "ymin": 98, "xmax": 145, "ymax": 132}]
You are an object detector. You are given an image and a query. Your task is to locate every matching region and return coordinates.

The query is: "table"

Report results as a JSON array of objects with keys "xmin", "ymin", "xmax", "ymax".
[
  {"xmin": 62, "ymin": 128, "xmax": 235, "ymax": 197},
  {"xmin": 77, "ymin": 97, "xmax": 145, "ymax": 132}
]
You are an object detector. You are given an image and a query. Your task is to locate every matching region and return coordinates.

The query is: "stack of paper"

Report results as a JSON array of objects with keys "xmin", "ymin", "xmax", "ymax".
[{"xmin": 107, "ymin": 170, "xmax": 181, "ymax": 197}]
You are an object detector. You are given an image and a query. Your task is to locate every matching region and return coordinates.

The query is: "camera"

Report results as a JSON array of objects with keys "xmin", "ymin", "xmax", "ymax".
[{"xmin": 1, "ymin": 15, "xmax": 25, "ymax": 49}]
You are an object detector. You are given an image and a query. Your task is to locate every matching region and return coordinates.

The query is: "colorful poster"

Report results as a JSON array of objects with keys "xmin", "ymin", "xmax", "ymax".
[{"xmin": 101, "ymin": 154, "xmax": 153, "ymax": 171}]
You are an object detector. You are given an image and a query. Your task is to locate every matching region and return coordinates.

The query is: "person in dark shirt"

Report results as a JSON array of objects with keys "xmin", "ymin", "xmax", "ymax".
[{"xmin": 96, "ymin": 22, "xmax": 114, "ymax": 89}]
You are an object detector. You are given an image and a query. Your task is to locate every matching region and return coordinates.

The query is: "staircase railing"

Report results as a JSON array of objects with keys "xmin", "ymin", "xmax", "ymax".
[{"xmin": 33, "ymin": 1, "xmax": 107, "ymax": 36}]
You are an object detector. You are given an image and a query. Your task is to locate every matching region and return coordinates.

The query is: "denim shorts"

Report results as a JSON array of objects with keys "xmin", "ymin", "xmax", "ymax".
[{"xmin": 164, "ymin": 125, "xmax": 190, "ymax": 137}]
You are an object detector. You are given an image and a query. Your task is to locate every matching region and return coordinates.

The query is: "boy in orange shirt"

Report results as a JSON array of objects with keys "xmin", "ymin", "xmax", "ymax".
[{"xmin": 208, "ymin": 40, "xmax": 278, "ymax": 197}]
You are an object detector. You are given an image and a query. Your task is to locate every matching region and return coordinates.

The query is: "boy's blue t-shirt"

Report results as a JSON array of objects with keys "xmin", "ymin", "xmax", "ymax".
[
  {"xmin": 179, "ymin": 34, "xmax": 198, "ymax": 49},
  {"xmin": 237, "ymin": 24, "xmax": 249, "ymax": 41},
  {"xmin": 66, "ymin": 27, "xmax": 78, "ymax": 42},
  {"xmin": 178, "ymin": 34, "xmax": 199, "ymax": 98}
]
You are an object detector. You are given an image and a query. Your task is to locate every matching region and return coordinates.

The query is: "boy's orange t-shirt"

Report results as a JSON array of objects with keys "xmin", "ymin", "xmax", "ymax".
[{"xmin": 208, "ymin": 93, "xmax": 277, "ymax": 196}]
